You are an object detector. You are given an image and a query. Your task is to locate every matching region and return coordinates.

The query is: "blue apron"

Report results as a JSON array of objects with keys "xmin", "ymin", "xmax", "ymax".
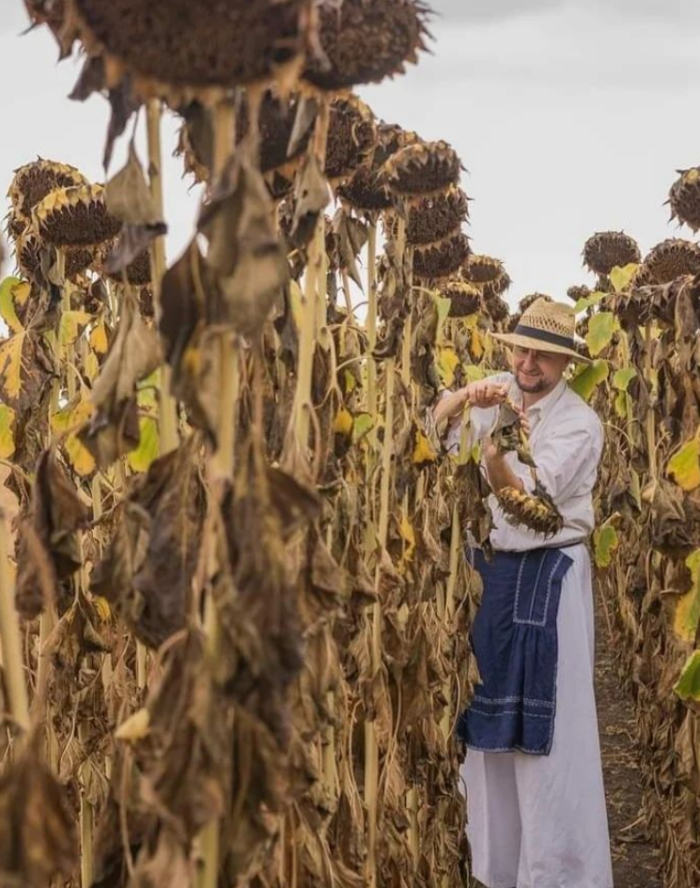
[{"xmin": 457, "ymin": 546, "xmax": 574, "ymax": 755}]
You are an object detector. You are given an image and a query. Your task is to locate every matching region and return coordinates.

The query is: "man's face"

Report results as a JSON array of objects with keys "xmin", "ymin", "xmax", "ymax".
[{"xmin": 511, "ymin": 346, "xmax": 569, "ymax": 394}]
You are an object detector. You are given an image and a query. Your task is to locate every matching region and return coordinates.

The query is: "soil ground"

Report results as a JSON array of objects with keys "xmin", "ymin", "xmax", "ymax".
[{"xmin": 595, "ymin": 588, "xmax": 664, "ymax": 888}]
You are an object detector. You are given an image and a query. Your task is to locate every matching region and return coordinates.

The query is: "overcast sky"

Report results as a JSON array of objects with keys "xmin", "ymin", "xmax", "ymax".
[{"xmin": 1, "ymin": 0, "xmax": 699, "ymax": 305}]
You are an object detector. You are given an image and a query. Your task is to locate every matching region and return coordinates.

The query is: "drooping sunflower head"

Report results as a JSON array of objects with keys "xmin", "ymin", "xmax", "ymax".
[
  {"xmin": 668, "ymin": 167, "xmax": 700, "ymax": 233},
  {"xmin": 405, "ymin": 185, "xmax": 470, "ymax": 245},
  {"xmin": 412, "ymin": 231, "xmax": 470, "ymax": 282},
  {"xmin": 34, "ymin": 184, "xmax": 122, "ymax": 248},
  {"xmin": 384, "ymin": 139, "xmax": 461, "ymax": 196},
  {"xmin": 566, "ymin": 284, "xmax": 590, "ymax": 303},
  {"xmin": 15, "ymin": 227, "xmax": 94, "ymax": 283},
  {"xmin": 8, "ymin": 159, "xmax": 88, "ymax": 239},
  {"xmin": 325, "ymin": 95, "xmax": 377, "ymax": 183},
  {"xmin": 67, "ymin": 0, "xmax": 310, "ymax": 98},
  {"xmin": 463, "ymin": 253, "xmax": 511, "ymax": 300},
  {"xmin": 497, "ymin": 485, "xmax": 564, "ymax": 537},
  {"xmin": 303, "ymin": 0, "xmax": 431, "ymax": 91},
  {"xmin": 582, "ymin": 231, "xmax": 640, "ymax": 276},
  {"xmin": 643, "ymin": 238, "xmax": 700, "ymax": 284},
  {"xmin": 442, "ymin": 277, "xmax": 481, "ymax": 317},
  {"xmin": 104, "ymin": 249, "xmax": 152, "ymax": 287}
]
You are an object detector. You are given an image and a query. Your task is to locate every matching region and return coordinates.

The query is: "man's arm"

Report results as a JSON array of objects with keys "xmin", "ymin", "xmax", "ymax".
[{"xmin": 482, "ymin": 438, "xmax": 526, "ymax": 493}]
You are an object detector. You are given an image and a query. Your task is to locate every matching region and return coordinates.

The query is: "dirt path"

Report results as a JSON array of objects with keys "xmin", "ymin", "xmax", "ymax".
[{"xmin": 595, "ymin": 588, "xmax": 664, "ymax": 888}]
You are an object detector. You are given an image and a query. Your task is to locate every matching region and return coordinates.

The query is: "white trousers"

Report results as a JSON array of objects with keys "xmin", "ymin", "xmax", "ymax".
[{"xmin": 460, "ymin": 544, "xmax": 613, "ymax": 888}]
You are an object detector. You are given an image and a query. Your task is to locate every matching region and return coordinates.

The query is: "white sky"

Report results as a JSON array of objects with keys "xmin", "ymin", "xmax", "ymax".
[{"xmin": 2, "ymin": 0, "xmax": 699, "ymax": 306}]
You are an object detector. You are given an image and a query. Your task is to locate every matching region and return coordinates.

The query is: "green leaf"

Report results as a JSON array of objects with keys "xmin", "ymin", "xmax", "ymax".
[
  {"xmin": 574, "ymin": 291, "xmax": 606, "ymax": 315},
  {"xmin": 569, "ymin": 359, "xmax": 609, "ymax": 402},
  {"xmin": 612, "ymin": 367, "xmax": 637, "ymax": 392},
  {"xmin": 127, "ymin": 416, "xmax": 160, "ymax": 473},
  {"xmin": 675, "ymin": 650, "xmax": 700, "ymax": 702},
  {"xmin": 0, "ymin": 404, "xmax": 16, "ymax": 459},
  {"xmin": 675, "ymin": 551, "xmax": 700, "ymax": 643},
  {"xmin": 609, "ymin": 263, "xmax": 639, "ymax": 294},
  {"xmin": 585, "ymin": 312, "xmax": 617, "ymax": 357},
  {"xmin": 613, "ymin": 390, "xmax": 628, "ymax": 419},
  {"xmin": 434, "ymin": 293, "xmax": 451, "ymax": 343},
  {"xmin": 59, "ymin": 310, "xmax": 92, "ymax": 351},
  {"xmin": 0, "ymin": 276, "xmax": 25, "ymax": 334},
  {"xmin": 352, "ymin": 413, "xmax": 374, "ymax": 444},
  {"xmin": 668, "ymin": 435, "xmax": 700, "ymax": 492},
  {"xmin": 593, "ymin": 524, "xmax": 619, "ymax": 569}
]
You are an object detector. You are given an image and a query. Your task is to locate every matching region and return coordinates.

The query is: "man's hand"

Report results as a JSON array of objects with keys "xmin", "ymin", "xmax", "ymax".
[{"xmin": 432, "ymin": 379, "xmax": 510, "ymax": 428}]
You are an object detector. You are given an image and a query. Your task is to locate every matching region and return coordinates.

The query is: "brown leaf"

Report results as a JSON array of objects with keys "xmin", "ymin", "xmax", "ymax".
[
  {"xmin": 290, "ymin": 152, "xmax": 331, "ymax": 249},
  {"xmin": 0, "ymin": 734, "xmax": 78, "ymax": 888},
  {"xmin": 15, "ymin": 448, "xmax": 89, "ymax": 618}
]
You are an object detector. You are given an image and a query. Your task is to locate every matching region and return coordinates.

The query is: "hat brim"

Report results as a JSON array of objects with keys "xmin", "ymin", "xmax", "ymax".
[{"xmin": 490, "ymin": 331, "xmax": 592, "ymax": 364}]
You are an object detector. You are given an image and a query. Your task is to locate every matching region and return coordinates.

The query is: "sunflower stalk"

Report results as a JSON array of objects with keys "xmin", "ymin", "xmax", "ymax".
[{"xmin": 0, "ymin": 509, "xmax": 30, "ymax": 734}]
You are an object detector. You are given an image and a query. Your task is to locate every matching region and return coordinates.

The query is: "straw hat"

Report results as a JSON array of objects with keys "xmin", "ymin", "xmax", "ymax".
[{"xmin": 491, "ymin": 298, "xmax": 591, "ymax": 363}]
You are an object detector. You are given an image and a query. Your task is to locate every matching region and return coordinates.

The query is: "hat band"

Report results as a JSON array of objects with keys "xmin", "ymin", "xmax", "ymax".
[{"xmin": 513, "ymin": 324, "xmax": 575, "ymax": 350}]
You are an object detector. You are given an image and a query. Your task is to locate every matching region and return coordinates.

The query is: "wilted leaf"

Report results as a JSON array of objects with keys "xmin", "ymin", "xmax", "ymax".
[
  {"xmin": 585, "ymin": 312, "xmax": 617, "ymax": 357},
  {"xmin": 51, "ymin": 396, "xmax": 96, "ymax": 477},
  {"xmin": 412, "ymin": 430, "xmax": 437, "ymax": 467},
  {"xmin": 437, "ymin": 347, "xmax": 460, "ymax": 387},
  {"xmin": 594, "ymin": 524, "xmax": 619, "ymax": 569},
  {"xmin": 0, "ymin": 276, "xmax": 26, "ymax": 333},
  {"xmin": 668, "ymin": 434, "xmax": 700, "ymax": 492},
  {"xmin": 333, "ymin": 406, "xmax": 353, "ymax": 437},
  {"xmin": 115, "ymin": 708, "xmax": 151, "ymax": 742},
  {"xmin": 290, "ymin": 152, "xmax": 331, "ymax": 248},
  {"xmin": 0, "ymin": 333, "xmax": 26, "ymax": 400},
  {"xmin": 570, "ymin": 359, "xmax": 609, "ymax": 402},
  {"xmin": 127, "ymin": 416, "xmax": 160, "ymax": 473},
  {"xmin": 0, "ymin": 403, "xmax": 16, "ymax": 459},
  {"xmin": 105, "ymin": 143, "xmax": 161, "ymax": 226},
  {"xmin": 609, "ymin": 263, "xmax": 639, "ymax": 294},
  {"xmin": 612, "ymin": 367, "xmax": 637, "ymax": 391},
  {"xmin": 674, "ymin": 550, "xmax": 700, "ymax": 643},
  {"xmin": 675, "ymin": 650, "xmax": 700, "ymax": 702},
  {"xmin": 352, "ymin": 413, "xmax": 374, "ymax": 443},
  {"xmin": 58, "ymin": 310, "xmax": 91, "ymax": 357},
  {"xmin": 90, "ymin": 318, "xmax": 109, "ymax": 355}
]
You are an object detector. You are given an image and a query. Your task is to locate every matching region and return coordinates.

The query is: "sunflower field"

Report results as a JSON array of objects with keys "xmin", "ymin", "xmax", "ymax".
[{"xmin": 1, "ymin": 2, "xmax": 700, "ymax": 888}]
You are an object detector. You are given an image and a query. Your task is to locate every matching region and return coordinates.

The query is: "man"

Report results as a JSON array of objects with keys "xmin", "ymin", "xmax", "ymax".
[{"xmin": 434, "ymin": 299, "xmax": 613, "ymax": 888}]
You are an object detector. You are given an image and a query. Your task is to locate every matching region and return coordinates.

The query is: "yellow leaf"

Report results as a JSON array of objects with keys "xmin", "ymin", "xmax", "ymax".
[
  {"xmin": 59, "ymin": 310, "xmax": 91, "ymax": 353},
  {"xmin": 585, "ymin": 312, "xmax": 617, "ymax": 357},
  {"xmin": 51, "ymin": 398, "xmax": 96, "ymax": 477},
  {"xmin": 437, "ymin": 347, "xmax": 460, "ymax": 387},
  {"xmin": 613, "ymin": 390, "xmax": 628, "ymax": 419},
  {"xmin": 609, "ymin": 263, "xmax": 639, "ymax": 294},
  {"xmin": 0, "ymin": 276, "xmax": 25, "ymax": 334},
  {"xmin": 13, "ymin": 281, "xmax": 30, "ymax": 307},
  {"xmin": 333, "ymin": 406, "xmax": 354, "ymax": 436},
  {"xmin": 593, "ymin": 524, "xmax": 618, "ymax": 569},
  {"xmin": 412, "ymin": 431, "xmax": 437, "ymax": 467},
  {"xmin": 93, "ymin": 596, "xmax": 112, "ymax": 622},
  {"xmin": 127, "ymin": 416, "xmax": 160, "ymax": 473},
  {"xmin": 0, "ymin": 334, "xmax": 26, "ymax": 400},
  {"xmin": 89, "ymin": 319, "xmax": 109, "ymax": 355},
  {"xmin": 352, "ymin": 413, "xmax": 374, "ymax": 444},
  {"xmin": 574, "ymin": 291, "xmax": 606, "ymax": 315},
  {"xmin": 0, "ymin": 404, "xmax": 16, "ymax": 459},
  {"xmin": 115, "ymin": 708, "xmax": 151, "ymax": 741},
  {"xmin": 668, "ymin": 436, "xmax": 700, "ymax": 492},
  {"xmin": 471, "ymin": 326, "xmax": 484, "ymax": 360},
  {"xmin": 674, "ymin": 550, "xmax": 700, "ymax": 642},
  {"xmin": 84, "ymin": 349, "xmax": 100, "ymax": 382},
  {"xmin": 464, "ymin": 365, "xmax": 485, "ymax": 383}
]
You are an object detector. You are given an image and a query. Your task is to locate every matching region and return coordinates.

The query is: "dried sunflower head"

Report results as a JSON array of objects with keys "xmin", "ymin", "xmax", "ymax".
[
  {"xmin": 518, "ymin": 292, "xmax": 552, "ymax": 313},
  {"xmin": 463, "ymin": 254, "xmax": 511, "ymax": 300},
  {"xmin": 404, "ymin": 185, "xmax": 469, "ymax": 245},
  {"xmin": 34, "ymin": 184, "xmax": 122, "ymax": 248},
  {"xmin": 582, "ymin": 231, "xmax": 640, "ymax": 276},
  {"xmin": 668, "ymin": 167, "xmax": 700, "ymax": 233},
  {"xmin": 442, "ymin": 277, "xmax": 481, "ymax": 317},
  {"xmin": 303, "ymin": 0, "xmax": 430, "ymax": 91},
  {"xmin": 337, "ymin": 121, "xmax": 417, "ymax": 212},
  {"xmin": 68, "ymin": 0, "xmax": 310, "ymax": 97},
  {"xmin": 238, "ymin": 91, "xmax": 313, "ymax": 175},
  {"xmin": 413, "ymin": 231, "xmax": 470, "ymax": 281},
  {"xmin": 15, "ymin": 228, "xmax": 94, "ymax": 283},
  {"xmin": 644, "ymin": 238, "xmax": 700, "ymax": 284},
  {"xmin": 384, "ymin": 140, "xmax": 461, "ymax": 196},
  {"xmin": 496, "ymin": 484, "xmax": 563, "ymax": 537},
  {"xmin": 8, "ymin": 159, "xmax": 88, "ymax": 239},
  {"xmin": 483, "ymin": 294, "xmax": 510, "ymax": 324},
  {"xmin": 104, "ymin": 249, "xmax": 152, "ymax": 286},
  {"xmin": 325, "ymin": 95, "xmax": 376, "ymax": 183},
  {"xmin": 567, "ymin": 284, "xmax": 590, "ymax": 303}
]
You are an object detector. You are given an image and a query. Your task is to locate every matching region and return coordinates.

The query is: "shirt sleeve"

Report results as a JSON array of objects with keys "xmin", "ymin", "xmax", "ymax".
[{"xmin": 525, "ymin": 412, "xmax": 604, "ymax": 504}]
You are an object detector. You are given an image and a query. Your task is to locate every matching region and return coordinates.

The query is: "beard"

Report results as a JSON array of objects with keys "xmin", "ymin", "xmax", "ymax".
[{"xmin": 515, "ymin": 371, "xmax": 548, "ymax": 393}]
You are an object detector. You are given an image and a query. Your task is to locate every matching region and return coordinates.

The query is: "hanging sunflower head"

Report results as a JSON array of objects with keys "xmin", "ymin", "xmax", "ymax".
[
  {"xmin": 104, "ymin": 249, "xmax": 152, "ymax": 287},
  {"xmin": 325, "ymin": 95, "xmax": 377, "ymax": 183},
  {"xmin": 34, "ymin": 184, "xmax": 122, "ymax": 249},
  {"xmin": 566, "ymin": 284, "xmax": 590, "ymax": 303},
  {"xmin": 582, "ymin": 231, "xmax": 640, "ymax": 277},
  {"xmin": 405, "ymin": 185, "xmax": 470, "ymax": 246},
  {"xmin": 384, "ymin": 140, "xmax": 461, "ymax": 196},
  {"xmin": 413, "ymin": 231, "xmax": 470, "ymax": 281},
  {"xmin": 463, "ymin": 254, "xmax": 511, "ymax": 300},
  {"xmin": 303, "ymin": 0, "xmax": 431, "ymax": 91},
  {"xmin": 497, "ymin": 485, "xmax": 564, "ymax": 537},
  {"xmin": 668, "ymin": 167, "xmax": 700, "ymax": 233},
  {"xmin": 8, "ymin": 159, "xmax": 88, "ymax": 239},
  {"xmin": 441, "ymin": 277, "xmax": 481, "ymax": 317},
  {"xmin": 66, "ymin": 0, "xmax": 311, "ymax": 99},
  {"xmin": 15, "ymin": 227, "xmax": 94, "ymax": 283},
  {"xmin": 643, "ymin": 238, "xmax": 700, "ymax": 284}
]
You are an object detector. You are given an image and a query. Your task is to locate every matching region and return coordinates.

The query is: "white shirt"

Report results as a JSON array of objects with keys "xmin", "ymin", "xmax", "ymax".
[{"xmin": 445, "ymin": 373, "xmax": 604, "ymax": 552}]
